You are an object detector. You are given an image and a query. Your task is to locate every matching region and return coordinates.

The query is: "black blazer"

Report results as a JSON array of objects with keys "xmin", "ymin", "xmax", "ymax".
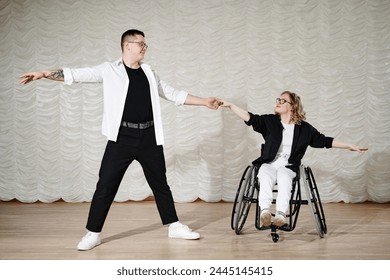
[{"xmin": 245, "ymin": 113, "xmax": 334, "ymax": 173}]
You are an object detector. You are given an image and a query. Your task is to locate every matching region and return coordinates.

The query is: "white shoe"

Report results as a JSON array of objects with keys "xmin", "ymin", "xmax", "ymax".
[
  {"xmin": 260, "ymin": 209, "xmax": 272, "ymax": 227},
  {"xmin": 77, "ymin": 231, "xmax": 101, "ymax": 251},
  {"xmin": 168, "ymin": 222, "xmax": 200, "ymax": 240},
  {"xmin": 273, "ymin": 212, "xmax": 286, "ymax": 227}
]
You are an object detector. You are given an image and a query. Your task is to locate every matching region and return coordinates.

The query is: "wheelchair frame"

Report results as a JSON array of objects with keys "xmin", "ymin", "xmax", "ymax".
[{"xmin": 231, "ymin": 164, "xmax": 327, "ymax": 242}]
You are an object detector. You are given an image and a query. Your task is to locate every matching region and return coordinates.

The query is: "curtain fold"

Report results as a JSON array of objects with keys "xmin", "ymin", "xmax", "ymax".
[{"xmin": 0, "ymin": 0, "xmax": 389, "ymax": 203}]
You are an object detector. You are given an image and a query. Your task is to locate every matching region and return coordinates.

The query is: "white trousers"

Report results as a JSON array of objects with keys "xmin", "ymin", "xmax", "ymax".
[{"xmin": 257, "ymin": 163, "xmax": 296, "ymax": 214}]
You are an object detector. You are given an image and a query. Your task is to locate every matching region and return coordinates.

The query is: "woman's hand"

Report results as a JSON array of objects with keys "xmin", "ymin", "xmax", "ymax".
[
  {"xmin": 348, "ymin": 145, "xmax": 368, "ymax": 153},
  {"xmin": 219, "ymin": 100, "xmax": 233, "ymax": 108}
]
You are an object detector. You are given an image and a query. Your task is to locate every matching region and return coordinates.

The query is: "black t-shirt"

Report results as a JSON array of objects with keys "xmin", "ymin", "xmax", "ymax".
[{"xmin": 122, "ymin": 65, "xmax": 153, "ymax": 123}]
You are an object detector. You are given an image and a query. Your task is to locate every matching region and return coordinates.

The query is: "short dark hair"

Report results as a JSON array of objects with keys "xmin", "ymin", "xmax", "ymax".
[{"xmin": 121, "ymin": 29, "xmax": 145, "ymax": 51}]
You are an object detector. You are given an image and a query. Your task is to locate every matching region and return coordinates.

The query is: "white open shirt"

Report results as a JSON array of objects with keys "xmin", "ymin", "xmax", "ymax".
[{"xmin": 63, "ymin": 59, "xmax": 188, "ymax": 145}]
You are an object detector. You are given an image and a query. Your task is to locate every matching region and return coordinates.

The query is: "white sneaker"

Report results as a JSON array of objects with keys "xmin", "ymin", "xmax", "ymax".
[
  {"xmin": 273, "ymin": 212, "xmax": 286, "ymax": 227},
  {"xmin": 260, "ymin": 209, "xmax": 272, "ymax": 227},
  {"xmin": 168, "ymin": 222, "xmax": 200, "ymax": 240},
  {"xmin": 77, "ymin": 231, "xmax": 101, "ymax": 251}
]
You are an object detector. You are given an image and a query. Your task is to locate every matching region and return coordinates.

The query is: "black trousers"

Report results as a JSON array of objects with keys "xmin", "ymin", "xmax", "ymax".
[{"xmin": 86, "ymin": 126, "xmax": 179, "ymax": 232}]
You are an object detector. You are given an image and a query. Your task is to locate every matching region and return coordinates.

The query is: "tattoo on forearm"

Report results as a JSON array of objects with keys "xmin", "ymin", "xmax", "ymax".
[{"xmin": 45, "ymin": 70, "xmax": 64, "ymax": 80}]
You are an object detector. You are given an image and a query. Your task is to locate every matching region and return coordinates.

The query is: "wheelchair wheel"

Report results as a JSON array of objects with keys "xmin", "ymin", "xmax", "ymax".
[
  {"xmin": 231, "ymin": 165, "xmax": 256, "ymax": 234},
  {"xmin": 301, "ymin": 166, "xmax": 327, "ymax": 237},
  {"xmin": 231, "ymin": 166, "xmax": 250, "ymax": 230},
  {"xmin": 284, "ymin": 176, "xmax": 302, "ymax": 232},
  {"xmin": 306, "ymin": 166, "xmax": 327, "ymax": 234}
]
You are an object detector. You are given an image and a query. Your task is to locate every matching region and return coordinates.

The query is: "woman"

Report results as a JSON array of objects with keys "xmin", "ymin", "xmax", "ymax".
[{"xmin": 221, "ymin": 91, "xmax": 367, "ymax": 227}]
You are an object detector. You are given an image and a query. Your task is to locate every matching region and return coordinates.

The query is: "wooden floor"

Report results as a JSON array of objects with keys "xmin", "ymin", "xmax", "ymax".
[{"xmin": 0, "ymin": 200, "xmax": 389, "ymax": 260}]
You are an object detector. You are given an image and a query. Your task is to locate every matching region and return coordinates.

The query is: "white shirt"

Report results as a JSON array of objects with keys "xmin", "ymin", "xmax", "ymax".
[
  {"xmin": 279, "ymin": 122, "xmax": 294, "ymax": 156},
  {"xmin": 63, "ymin": 59, "xmax": 188, "ymax": 145},
  {"xmin": 270, "ymin": 122, "xmax": 295, "ymax": 169}
]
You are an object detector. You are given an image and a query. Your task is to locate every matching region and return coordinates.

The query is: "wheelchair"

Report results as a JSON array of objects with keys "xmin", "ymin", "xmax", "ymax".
[{"xmin": 231, "ymin": 164, "xmax": 327, "ymax": 242}]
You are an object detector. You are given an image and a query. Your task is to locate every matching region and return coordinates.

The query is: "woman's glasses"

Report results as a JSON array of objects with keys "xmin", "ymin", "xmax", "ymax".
[{"xmin": 276, "ymin": 98, "xmax": 292, "ymax": 104}]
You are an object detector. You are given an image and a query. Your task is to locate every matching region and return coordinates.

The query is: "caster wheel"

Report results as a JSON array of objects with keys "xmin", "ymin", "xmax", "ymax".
[{"xmin": 271, "ymin": 233, "xmax": 279, "ymax": 243}]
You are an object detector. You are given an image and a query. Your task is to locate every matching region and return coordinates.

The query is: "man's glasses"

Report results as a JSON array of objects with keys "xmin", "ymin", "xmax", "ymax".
[
  {"xmin": 127, "ymin": 41, "xmax": 148, "ymax": 49},
  {"xmin": 276, "ymin": 98, "xmax": 292, "ymax": 104}
]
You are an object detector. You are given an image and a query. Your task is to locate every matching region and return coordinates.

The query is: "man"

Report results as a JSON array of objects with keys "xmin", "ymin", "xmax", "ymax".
[{"xmin": 20, "ymin": 29, "xmax": 220, "ymax": 250}]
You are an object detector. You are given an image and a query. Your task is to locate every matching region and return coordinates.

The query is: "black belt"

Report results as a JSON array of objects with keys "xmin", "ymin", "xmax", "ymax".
[{"xmin": 121, "ymin": 120, "xmax": 154, "ymax": 129}]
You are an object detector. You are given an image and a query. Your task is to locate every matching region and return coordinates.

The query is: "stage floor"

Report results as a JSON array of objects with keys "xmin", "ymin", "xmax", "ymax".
[{"xmin": 0, "ymin": 200, "xmax": 389, "ymax": 260}]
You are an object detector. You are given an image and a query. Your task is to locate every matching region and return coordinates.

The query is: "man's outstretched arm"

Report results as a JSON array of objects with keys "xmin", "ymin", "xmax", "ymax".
[
  {"xmin": 20, "ymin": 69, "xmax": 64, "ymax": 84},
  {"xmin": 184, "ymin": 94, "xmax": 221, "ymax": 110}
]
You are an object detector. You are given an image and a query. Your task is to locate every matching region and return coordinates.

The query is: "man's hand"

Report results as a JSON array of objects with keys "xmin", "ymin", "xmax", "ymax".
[
  {"xmin": 205, "ymin": 97, "xmax": 223, "ymax": 110},
  {"xmin": 19, "ymin": 72, "xmax": 44, "ymax": 84}
]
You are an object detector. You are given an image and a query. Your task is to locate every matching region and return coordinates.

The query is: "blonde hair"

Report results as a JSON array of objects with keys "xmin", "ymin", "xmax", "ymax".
[{"xmin": 281, "ymin": 91, "xmax": 306, "ymax": 124}]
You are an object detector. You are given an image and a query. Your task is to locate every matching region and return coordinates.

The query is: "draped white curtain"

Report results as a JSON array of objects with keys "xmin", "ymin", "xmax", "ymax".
[{"xmin": 0, "ymin": 0, "xmax": 389, "ymax": 203}]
